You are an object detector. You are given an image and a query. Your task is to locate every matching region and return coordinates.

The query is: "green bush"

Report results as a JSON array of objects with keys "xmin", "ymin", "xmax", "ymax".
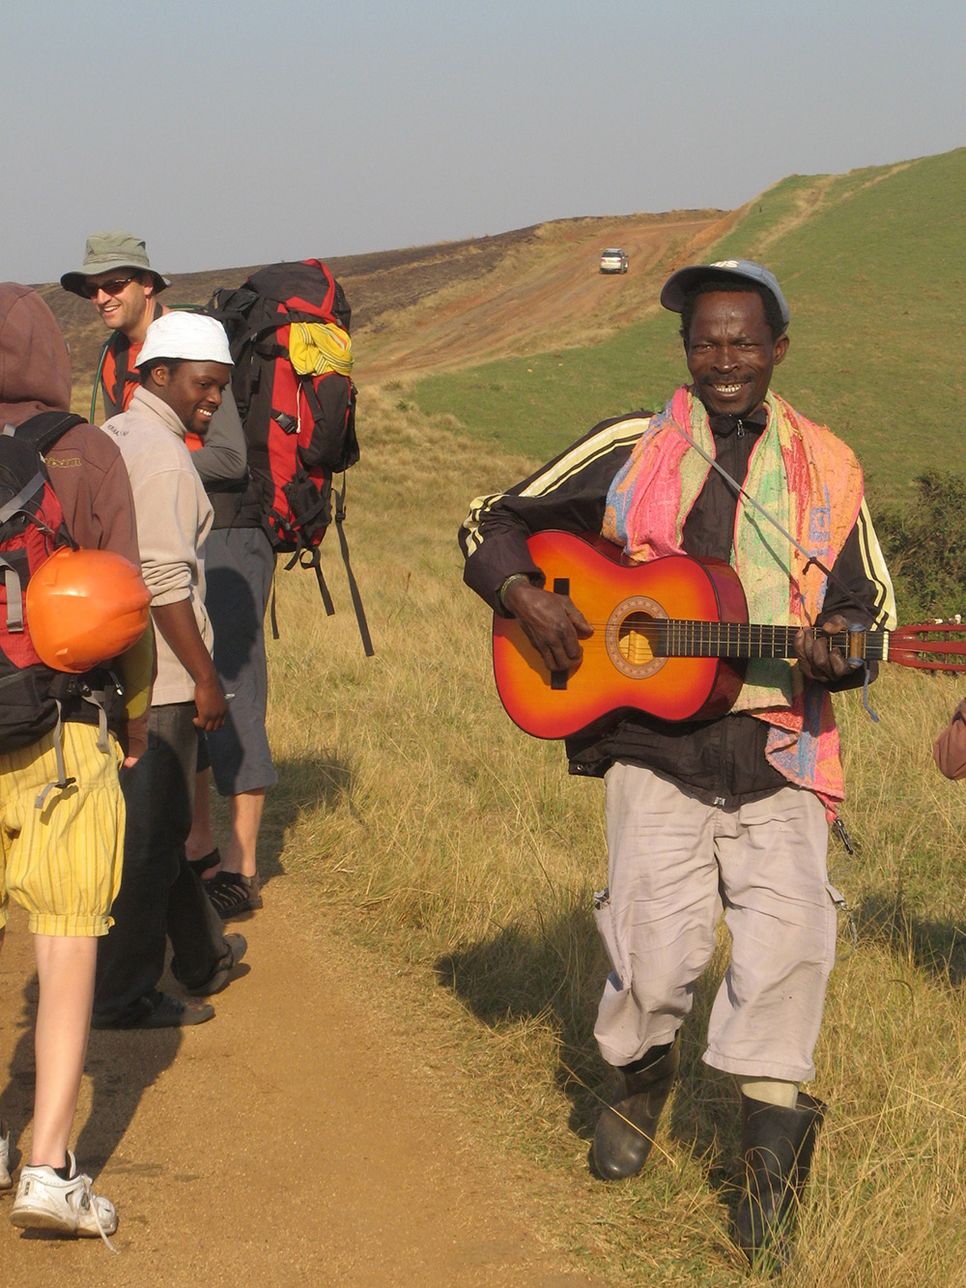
[{"xmin": 875, "ymin": 471, "xmax": 966, "ymax": 619}]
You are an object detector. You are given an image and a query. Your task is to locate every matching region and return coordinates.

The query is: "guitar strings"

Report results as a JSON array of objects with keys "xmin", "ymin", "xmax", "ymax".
[{"xmin": 523, "ymin": 621, "xmax": 885, "ymax": 661}]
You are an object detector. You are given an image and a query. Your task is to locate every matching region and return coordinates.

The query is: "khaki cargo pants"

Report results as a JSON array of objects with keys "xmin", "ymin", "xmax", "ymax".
[{"xmin": 593, "ymin": 761, "xmax": 839, "ymax": 1082}]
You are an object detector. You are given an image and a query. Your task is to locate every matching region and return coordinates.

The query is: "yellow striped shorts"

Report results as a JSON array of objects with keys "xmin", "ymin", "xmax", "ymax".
[{"xmin": 0, "ymin": 723, "xmax": 125, "ymax": 937}]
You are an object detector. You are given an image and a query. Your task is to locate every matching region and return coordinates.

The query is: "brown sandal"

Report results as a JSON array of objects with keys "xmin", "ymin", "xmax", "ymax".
[{"xmin": 204, "ymin": 871, "xmax": 262, "ymax": 919}]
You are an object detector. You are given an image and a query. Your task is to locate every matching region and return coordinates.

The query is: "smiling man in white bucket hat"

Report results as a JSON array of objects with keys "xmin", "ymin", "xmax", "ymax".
[{"xmin": 93, "ymin": 312, "xmax": 249, "ymax": 1031}]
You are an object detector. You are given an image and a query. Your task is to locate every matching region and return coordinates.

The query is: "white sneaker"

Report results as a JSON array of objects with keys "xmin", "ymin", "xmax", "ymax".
[
  {"xmin": 11, "ymin": 1152, "xmax": 117, "ymax": 1246},
  {"xmin": 0, "ymin": 1123, "xmax": 11, "ymax": 1190}
]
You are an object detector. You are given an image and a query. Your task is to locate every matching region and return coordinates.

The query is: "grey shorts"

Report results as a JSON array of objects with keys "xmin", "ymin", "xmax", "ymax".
[
  {"xmin": 202, "ymin": 526, "xmax": 278, "ymax": 797},
  {"xmin": 594, "ymin": 761, "xmax": 838, "ymax": 1082}
]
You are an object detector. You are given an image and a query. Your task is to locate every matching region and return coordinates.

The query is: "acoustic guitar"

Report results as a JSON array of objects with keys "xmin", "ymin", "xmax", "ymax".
[{"xmin": 492, "ymin": 531, "xmax": 966, "ymax": 739}]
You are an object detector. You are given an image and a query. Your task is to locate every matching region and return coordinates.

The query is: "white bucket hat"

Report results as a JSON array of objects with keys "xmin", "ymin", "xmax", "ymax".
[{"xmin": 136, "ymin": 313, "xmax": 233, "ymax": 368}]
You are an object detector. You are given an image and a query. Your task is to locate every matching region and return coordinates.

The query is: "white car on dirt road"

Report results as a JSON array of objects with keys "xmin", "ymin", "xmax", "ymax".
[{"xmin": 599, "ymin": 248, "xmax": 629, "ymax": 274}]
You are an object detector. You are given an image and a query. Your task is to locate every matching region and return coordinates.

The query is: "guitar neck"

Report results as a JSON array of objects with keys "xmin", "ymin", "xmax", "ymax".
[{"xmin": 656, "ymin": 621, "xmax": 888, "ymax": 662}]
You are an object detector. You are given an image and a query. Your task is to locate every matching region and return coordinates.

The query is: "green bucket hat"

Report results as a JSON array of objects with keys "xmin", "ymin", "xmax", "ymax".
[{"xmin": 60, "ymin": 231, "xmax": 170, "ymax": 297}]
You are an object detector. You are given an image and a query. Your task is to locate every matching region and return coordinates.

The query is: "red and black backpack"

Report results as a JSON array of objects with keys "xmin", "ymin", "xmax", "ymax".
[
  {"xmin": 209, "ymin": 260, "xmax": 371, "ymax": 654},
  {"xmin": 0, "ymin": 413, "xmax": 126, "ymax": 793}
]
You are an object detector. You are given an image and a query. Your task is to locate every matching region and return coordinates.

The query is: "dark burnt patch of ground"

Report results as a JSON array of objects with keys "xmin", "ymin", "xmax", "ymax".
[{"xmin": 37, "ymin": 225, "xmax": 542, "ymax": 397}]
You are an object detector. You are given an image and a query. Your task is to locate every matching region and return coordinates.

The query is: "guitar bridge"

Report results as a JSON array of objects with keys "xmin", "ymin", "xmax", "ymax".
[{"xmin": 551, "ymin": 577, "xmax": 570, "ymax": 689}]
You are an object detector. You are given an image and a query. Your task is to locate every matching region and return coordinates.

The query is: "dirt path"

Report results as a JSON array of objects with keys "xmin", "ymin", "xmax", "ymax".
[
  {"xmin": 0, "ymin": 882, "xmax": 604, "ymax": 1286},
  {"xmin": 353, "ymin": 211, "xmax": 735, "ymax": 383}
]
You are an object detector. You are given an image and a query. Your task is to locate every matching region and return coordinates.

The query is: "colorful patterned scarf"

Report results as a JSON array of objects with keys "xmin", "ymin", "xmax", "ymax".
[{"xmin": 602, "ymin": 385, "xmax": 864, "ymax": 810}]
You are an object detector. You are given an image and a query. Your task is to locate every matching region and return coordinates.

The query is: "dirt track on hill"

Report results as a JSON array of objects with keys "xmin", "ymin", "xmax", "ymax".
[
  {"xmin": 351, "ymin": 209, "xmax": 736, "ymax": 382},
  {"xmin": 0, "ymin": 884, "xmax": 604, "ymax": 1286}
]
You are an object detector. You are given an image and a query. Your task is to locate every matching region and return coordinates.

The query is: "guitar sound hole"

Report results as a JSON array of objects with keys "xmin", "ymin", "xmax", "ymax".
[
  {"xmin": 618, "ymin": 612, "xmax": 656, "ymax": 664},
  {"xmin": 605, "ymin": 595, "xmax": 667, "ymax": 680}
]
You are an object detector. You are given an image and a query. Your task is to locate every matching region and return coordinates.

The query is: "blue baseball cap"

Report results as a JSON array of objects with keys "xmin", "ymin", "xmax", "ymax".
[{"xmin": 660, "ymin": 259, "xmax": 790, "ymax": 329}]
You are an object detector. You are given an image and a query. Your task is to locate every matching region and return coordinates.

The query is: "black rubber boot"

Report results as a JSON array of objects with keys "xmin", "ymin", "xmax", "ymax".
[
  {"xmin": 590, "ymin": 1039, "xmax": 680, "ymax": 1180},
  {"xmin": 734, "ymin": 1092, "xmax": 825, "ymax": 1276}
]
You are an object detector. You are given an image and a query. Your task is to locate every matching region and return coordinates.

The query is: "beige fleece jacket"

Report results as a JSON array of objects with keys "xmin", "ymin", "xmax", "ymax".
[{"xmin": 102, "ymin": 387, "xmax": 213, "ymax": 705}]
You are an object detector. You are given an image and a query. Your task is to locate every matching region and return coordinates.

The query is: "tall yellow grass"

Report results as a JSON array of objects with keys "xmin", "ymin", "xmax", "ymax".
[{"xmin": 263, "ymin": 389, "xmax": 966, "ymax": 1286}]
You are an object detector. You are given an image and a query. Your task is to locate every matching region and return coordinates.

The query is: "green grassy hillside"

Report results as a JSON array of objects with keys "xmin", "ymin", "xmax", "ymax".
[{"xmin": 412, "ymin": 149, "xmax": 966, "ymax": 509}]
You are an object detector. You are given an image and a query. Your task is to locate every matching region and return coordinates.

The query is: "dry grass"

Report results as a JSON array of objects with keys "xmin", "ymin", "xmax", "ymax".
[{"xmin": 259, "ymin": 389, "xmax": 966, "ymax": 1286}]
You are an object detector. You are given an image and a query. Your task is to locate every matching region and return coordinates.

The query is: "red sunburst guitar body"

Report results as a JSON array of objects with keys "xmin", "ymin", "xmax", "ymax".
[{"xmin": 492, "ymin": 531, "xmax": 966, "ymax": 740}]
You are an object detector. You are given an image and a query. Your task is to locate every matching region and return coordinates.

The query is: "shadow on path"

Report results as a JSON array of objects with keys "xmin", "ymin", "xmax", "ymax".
[
  {"xmin": 434, "ymin": 907, "xmax": 750, "ymax": 1244},
  {"xmin": 72, "ymin": 750, "xmax": 354, "ymax": 1167},
  {"xmin": 434, "ymin": 907, "xmax": 736, "ymax": 1166}
]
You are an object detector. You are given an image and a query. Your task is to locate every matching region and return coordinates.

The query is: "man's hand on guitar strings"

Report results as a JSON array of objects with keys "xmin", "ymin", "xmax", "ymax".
[
  {"xmin": 503, "ymin": 580, "xmax": 593, "ymax": 673},
  {"xmin": 794, "ymin": 614, "xmax": 853, "ymax": 683}
]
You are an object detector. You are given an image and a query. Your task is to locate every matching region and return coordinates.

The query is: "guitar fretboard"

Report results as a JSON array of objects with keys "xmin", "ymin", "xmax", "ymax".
[{"xmin": 641, "ymin": 621, "xmax": 890, "ymax": 662}]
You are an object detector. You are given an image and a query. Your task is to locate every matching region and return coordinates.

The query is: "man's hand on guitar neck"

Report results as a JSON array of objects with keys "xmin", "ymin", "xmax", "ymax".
[
  {"xmin": 503, "ymin": 579, "xmax": 593, "ymax": 673},
  {"xmin": 794, "ymin": 614, "xmax": 854, "ymax": 683}
]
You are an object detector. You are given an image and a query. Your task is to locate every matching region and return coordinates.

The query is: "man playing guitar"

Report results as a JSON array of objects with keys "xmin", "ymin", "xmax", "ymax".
[{"xmin": 459, "ymin": 260, "xmax": 895, "ymax": 1273}]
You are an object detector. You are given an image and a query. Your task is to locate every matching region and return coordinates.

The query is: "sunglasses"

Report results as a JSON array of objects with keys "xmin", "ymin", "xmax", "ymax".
[{"xmin": 83, "ymin": 275, "xmax": 137, "ymax": 299}]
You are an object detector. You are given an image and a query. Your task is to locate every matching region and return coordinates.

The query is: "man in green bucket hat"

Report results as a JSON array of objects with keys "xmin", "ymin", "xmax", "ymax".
[{"xmin": 60, "ymin": 231, "xmax": 171, "ymax": 419}]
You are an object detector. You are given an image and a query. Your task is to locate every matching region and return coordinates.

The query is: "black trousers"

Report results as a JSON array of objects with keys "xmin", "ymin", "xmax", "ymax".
[{"xmin": 94, "ymin": 702, "xmax": 226, "ymax": 1024}]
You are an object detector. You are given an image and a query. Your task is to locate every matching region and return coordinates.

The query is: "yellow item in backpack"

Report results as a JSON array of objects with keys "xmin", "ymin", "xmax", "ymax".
[{"xmin": 289, "ymin": 322, "xmax": 353, "ymax": 378}]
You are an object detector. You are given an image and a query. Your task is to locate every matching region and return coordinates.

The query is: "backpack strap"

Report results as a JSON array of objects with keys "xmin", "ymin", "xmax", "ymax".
[
  {"xmin": 285, "ymin": 544, "xmax": 335, "ymax": 615},
  {"xmin": 0, "ymin": 419, "xmax": 70, "ymax": 631},
  {"xmin": 33, "ymin": 702, "xmax": 77, "ymax": 809},
  {"xmin": 5, "ymin": 415, "xmax": 84, "ymax": 563},
  {"xmin": 90, "ymin": 339, "xmax": 111, "ymax": 422},
  {"xmin": 276, "ymin": 518, "xmax": 374, "ymax": 657},
  {"xmin": 81, "ymin": 671, "xmax": 124, "ymax": 753},
  {"xmin": 332, "ymin": 477, "xmax": 374, "ymax": 657},
  {"xmin": 13, "ymin": 411, "xmax": 85, "ymax": 455},
  {"xmin": 107, "ymin": 336, "xmax": 132, "ymax": 418},
  {"xmin": 0, "ymin": 683, "xmax": 76, "ymax": 807},
  {"xmin": 0, "ymin": 473, "xmax": 47, "ymax": 528},
  {"xmin": 269, "ymin": 564, "xmax": 280, "ymax": 641},
  {"xmin": 0, "ymin": 551, "xmax": 30, "ymax": 631}
]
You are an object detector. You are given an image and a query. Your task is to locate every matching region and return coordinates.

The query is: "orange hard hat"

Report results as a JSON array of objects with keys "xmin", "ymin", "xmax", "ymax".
[{"xmin": 26, "ymin": 546, "xmax": 151, "ymax": 673}]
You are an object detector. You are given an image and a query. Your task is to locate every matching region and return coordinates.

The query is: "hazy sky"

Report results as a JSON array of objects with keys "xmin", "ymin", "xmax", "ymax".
[{"xmin": 5, "ymin": 0, "xmax": 964, "ymax": 284}]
